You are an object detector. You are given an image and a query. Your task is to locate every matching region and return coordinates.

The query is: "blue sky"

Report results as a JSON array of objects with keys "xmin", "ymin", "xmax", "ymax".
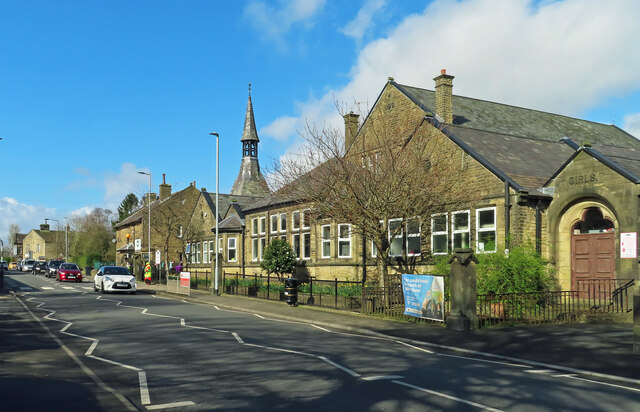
[{"xmin": 1, "ymin": 0, "xmax": 640, "ymax": 246}]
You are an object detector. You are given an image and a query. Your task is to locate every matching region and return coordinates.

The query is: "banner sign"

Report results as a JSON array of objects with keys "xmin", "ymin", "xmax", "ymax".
[
  {"xmin": 401, "ymin": 274, "xmax": 445, "ymax": 322},
  {"xmin": 180, "ymin": 271, "xmax": 191, "ymax": 288}
]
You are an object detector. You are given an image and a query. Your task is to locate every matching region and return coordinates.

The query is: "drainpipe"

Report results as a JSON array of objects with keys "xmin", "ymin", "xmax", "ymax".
[
  {"xmin": 361, "ymin": 229, "xmax": 367, "ymax": 283},
  {"xmin": 241, "ymin": 225, "xmax": 246, "ymax": 275},
  {"xmin": 535, "ymin": 200, "xmax": 542, "ymax": 255},
  {"xmin": 504, "ymin": 180, "xmax": 511, "ymax": 250}
]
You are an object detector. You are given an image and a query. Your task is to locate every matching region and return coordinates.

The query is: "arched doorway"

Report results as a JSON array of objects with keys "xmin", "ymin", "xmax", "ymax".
[{"xmin": 571, "ymin": 207, "xmax": 615, "ymax": 291}]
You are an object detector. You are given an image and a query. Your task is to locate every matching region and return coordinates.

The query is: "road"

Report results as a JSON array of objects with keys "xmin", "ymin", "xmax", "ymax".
[{"xmin": 2, "ymin": 271, "xmax": 640, "ymax": 411}]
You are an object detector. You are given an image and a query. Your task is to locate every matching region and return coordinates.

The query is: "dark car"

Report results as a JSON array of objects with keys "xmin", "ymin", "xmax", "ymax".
[
  {"xmin": 32, "ymin": 261, "xmax": 48, "ymax": 275},
  {"xmin": 57, "ymin": 263, "xmax": 82, "ymax": 283},
  {"xmin": 47, "ymin": 260, "xmax": 64, "ymax": 278}
]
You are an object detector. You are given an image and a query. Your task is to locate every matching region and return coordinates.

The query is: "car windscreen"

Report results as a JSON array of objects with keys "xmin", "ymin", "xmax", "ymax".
[
  {"xmin": 61, "ymin": 264, "xmax": 79, "ymax": 270},
  {"xmin": 104, "ymin": 267, "xmax": 130, "ymax": 275}
]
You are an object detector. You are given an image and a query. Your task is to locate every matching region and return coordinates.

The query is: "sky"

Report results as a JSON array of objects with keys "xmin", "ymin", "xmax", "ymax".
[{"xmin": 1, "ymin": 0, "xmax": 640, "ymax": 248}]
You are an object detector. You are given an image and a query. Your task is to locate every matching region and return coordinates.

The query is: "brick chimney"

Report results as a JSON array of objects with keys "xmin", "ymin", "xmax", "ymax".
[
  {"xmin": 434, "ymin": 69, "xmax": 454, "ymax": 124},
  {"xmin": 343, "ymin": 111, "xmax": 360, "ymax": 151},
  {"xmin": 159, "ymin": 173, "xmax": 172, "ymax": 200}
]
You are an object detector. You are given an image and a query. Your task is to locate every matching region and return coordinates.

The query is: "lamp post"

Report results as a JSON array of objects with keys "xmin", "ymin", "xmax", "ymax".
[
  {"xmin": 45, "ymin": 218, "xmax": 60, "ymax": 259},
  {"xmin": 137, "ymin": 171, "xmax": 152, "ymax": 268},
  {"xmin": 209, "ymin": 132, "xmax": 220, "ymax": 295},
  {"xmin": 64, "ymin": 217, "xmax": 68, "ymax": 260}
]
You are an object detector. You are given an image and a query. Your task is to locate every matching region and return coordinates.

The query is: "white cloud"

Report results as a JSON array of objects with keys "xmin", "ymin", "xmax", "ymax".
[
  {"xmin": 244, "ymin": 0, "xmax": 326, "ymax": 49},
  {"xmin": 623, "ymin": 113, "xmax": 640, "ymax": 139},
  {"xmin": 266, "ymin": 0, "xmax": 640, "ymax": 149},
  {"xmin": 103, "ymin": 163, "xmax": 150, "ymax": 210},
  {"xmin": 340, "ymin": 0, "xmax": 386, "ymax": 43},
  {"xmin": 260, "ymin": 115, "xmax": 299, "ymax": 141},
  {"xmin": 0, "ymin": 197, "xmax": 56, "ymax": 245}
]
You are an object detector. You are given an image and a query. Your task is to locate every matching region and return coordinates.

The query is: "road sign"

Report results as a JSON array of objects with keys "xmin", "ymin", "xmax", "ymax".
[
  {"xmin": 155, "ymin": 250, "xmax": 161, "ymax": 265},
  {"xmin": 134, "ymin": 239, "xmax": 141, "ymax": 251}
]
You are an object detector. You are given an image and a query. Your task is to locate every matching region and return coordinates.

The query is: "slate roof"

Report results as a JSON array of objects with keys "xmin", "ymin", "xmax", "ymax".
[
  {"xmin": 393, "ymin": 81, "xmax": 640, "ymax": 190},
  {"xmin": 202, "ymin": 192, "xmax": 263, "ymax": 222},
  {"xmin": 216, "ymin": 214, "xmax": 244, "ymax": 232}
]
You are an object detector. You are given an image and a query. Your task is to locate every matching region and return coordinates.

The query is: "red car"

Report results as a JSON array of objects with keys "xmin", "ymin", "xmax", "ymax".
[{"xmin": 57, "ymin": 263, "xmax": 83, "ymax": 283}]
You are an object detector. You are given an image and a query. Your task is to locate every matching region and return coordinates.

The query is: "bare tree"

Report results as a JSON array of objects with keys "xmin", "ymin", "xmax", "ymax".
[{"xmin": 271, "ymin": 104, "xmax": 481, "ymax": 292}]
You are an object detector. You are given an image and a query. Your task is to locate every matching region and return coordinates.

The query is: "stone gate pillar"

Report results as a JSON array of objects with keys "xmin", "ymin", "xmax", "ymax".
[{"xmin": 446, "ymin": 248, "xmax": 478, "ymax": 331}]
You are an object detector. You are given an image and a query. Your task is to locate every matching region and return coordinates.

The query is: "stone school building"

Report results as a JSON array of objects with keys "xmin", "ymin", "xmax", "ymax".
[{"xmin": 118, "ymin": 72, "xmax": 640, "ymax": 291}]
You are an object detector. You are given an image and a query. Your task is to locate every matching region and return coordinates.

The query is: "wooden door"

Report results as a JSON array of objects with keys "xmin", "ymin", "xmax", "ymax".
[{"xmin": 571, "ymin": 232, "xmax": 615, "ymax": 292}]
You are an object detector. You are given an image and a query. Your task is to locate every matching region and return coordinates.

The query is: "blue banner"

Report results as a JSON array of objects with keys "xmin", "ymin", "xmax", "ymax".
[{"xmin": 401, "ymin": 274, "xmax": 444, "ymax": 321}]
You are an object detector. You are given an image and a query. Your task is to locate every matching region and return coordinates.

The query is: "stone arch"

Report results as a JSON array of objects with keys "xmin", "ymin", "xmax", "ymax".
[{"xmin": 554, "ymin": 198, "xmax": 618, "ymax": 289}]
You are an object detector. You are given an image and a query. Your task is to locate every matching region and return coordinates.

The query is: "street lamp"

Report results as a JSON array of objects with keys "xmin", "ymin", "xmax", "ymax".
[
  {"xmin": 209, "ymin": 132, "xmax": 220, "ymax": 295},
  {"xmin": 137, "ymin": 171, "xmax": 152, "ymax": 268},
  {"xmin": 45, "ymin": 218, "xmax": 60, "ymax": 259}
]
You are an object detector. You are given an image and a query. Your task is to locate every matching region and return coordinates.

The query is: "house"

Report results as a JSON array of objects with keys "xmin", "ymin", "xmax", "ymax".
[
  {"xmin": 22, "ymin": 224, "xmax": 66, "ymax": 260},
  {"xmin": 195, "ymin": 70, "xmax": 639, "ymax": 292}
]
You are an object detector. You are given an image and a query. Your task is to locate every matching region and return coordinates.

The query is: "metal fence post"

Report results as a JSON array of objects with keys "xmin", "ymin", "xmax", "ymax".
[{"xmin": 335, "ymin": 278, "xmax": 338, "ymax": 309}]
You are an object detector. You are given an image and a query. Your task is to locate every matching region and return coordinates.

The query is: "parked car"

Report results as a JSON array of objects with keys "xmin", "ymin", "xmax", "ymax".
[
  {"xmin": 22, "ymin": 259, "xmax": 36, "ymax": 272},
  {"xmin": 47, "ymin": 260, "xmax": 64, "ymax": 278},
  {"xmin": 0, "ymin": 261, "xmax": 7, "ymax": 271},
  {"xmin": 94, "ymin": 266, "xmax": 136, "ymax": 294},
  {"xmin": 8, "ymin": 262, "xmax": 18, "ymax": 270},
  {"xmin": 57, "ymin": 263, "xmax": 82, "ymax": 283},
  {"xmin": 32, "ymin": 261, "xmax": 48, "ymax": 275}
]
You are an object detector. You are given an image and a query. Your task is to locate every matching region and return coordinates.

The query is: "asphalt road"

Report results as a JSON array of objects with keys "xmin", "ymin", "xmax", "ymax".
[{"xmin": 3, "ymin": 271, "xmax": 640, "ymax": 411}]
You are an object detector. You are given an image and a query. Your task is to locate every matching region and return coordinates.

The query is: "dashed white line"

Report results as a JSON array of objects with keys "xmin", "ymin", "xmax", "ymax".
[
  {"xmin": 396, "ymin": 340, "xmax": 435, "ymax": 354},
  {"xmin": 439, "ymin": 353, "xmax": 530, "ymax": 368},
  {"xmin": 138, "ymin": 371, "xmax": 151, "ymax": 405},
  {"xmin": 41, "ymin": 287, "xmax": 54, "ymax": 290},
  {"xmin": 362, "ymin": 375, "xmax": 404, "ymax": 381},
  {"xmin": 317, "ymin": 356, "xmax": 361, "ymax": 377},
  {"xmin": 311, "ymin": 324, "xmax": 332, "ymax": 332},
  {"xmin": 232, "ymin": 332, "xmax": 244, "ymax": 344},
  {"xmin": 146, "ymin": 401, "xmax": 196, "ymax": 410}
]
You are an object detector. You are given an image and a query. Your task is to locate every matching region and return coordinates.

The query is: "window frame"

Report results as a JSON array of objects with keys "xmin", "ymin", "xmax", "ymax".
[
  {"xmin": 476, "ymin": 207, "xmax": 497, "ymax": 253},
  {"xmin": 252, "ymin": 218, "xmax": 258, "ymax": 236},
  {"xmin": 259, "ymin": 216, "xmax": 266, "ymax": 235},
  {"xmin": 431, "ymin": 213, "xmax": 449, "ymax": 255},
  {"xmin": 252, "ymin": 238, "xmax": 259, "ymax": 261},
  {"xmin": 292, "ymin": 210, "xmax": 300, "ymax": 231},
  {"xmin": 338, "ymin": 224, "xmax": 351, "ymax": 258},
  {"xmin": 388, "ymin": 218, "xmax": 404, "ymax": 257},
  {"xmin": 228, "ymin": 237, "xmax": 237, "ymax": 262},
  {"xmin": 292, "ymin": 233, "xmax": 301, "ymax": 259},
  {"xmin": 302, "ymin": 232, "xmax": 311, "ymax": 260},
  {"xmin": 270, "ymin": 215, "xmax": 278, "ymax": 233},
  {"xmin": 321, "ymin": 225, "xmax": 331, "ymax": 259},
  {"xmin": 406, "ymin": 217, "xmax": 421, "ymax": 257},
  {"xmin": 452, "ymin": 210, "xmax": 471, "ymax": 250},
  {"xmin": 202, "ymin": 240, "xmax": 209, "ymax": 264},
  {"xmin": 279, "ymin": 213, "xmax": 287, "ymax": 233}
]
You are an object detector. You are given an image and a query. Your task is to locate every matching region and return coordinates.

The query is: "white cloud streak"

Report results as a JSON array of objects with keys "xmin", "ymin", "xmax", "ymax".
[
  {"xmin": 262, "ymin": 0, "xmax": 640, "ymax": 148},
  {"xmin": 623, "ymin": 113, "xmax": 640, "ymax": 139},
  {"xmin": 340, "ymin": 0, "xmax": 387, "ymax": 43}
]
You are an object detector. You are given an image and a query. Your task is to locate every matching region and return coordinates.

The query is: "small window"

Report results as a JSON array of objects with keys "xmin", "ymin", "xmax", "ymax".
[
  {"xmin": 280, "ymin": 213, "xmax": 287, "ymax": 232},
  {"xmin": 452, "ymin": 211, "xmax": 470, "ymax": 249},
  {"xmin": 252, "ymin": 218, "xmax": 258, "ymax": 236},
  {"xmin": 260, "ymin": 238, "xmax": 266, "ymax": 259},
  {"xmin": 270, "ymin": 215, "xmax": 278, "ymax": 233},
  {"xmin": 389, "ymin": 218, "xmax": 403, "ymax": 257},
  {"xmin": 431, "ymin": 214, "xmax": 448, "ymax": 255},
  {"xmin": 292, "ymin": 211, "xmax": 300, "ymax": 231},
  {"xmin": 338, "ymin": 224, "xmax": 351, "ymax": 258},
  {"xmin": 203, "ymin": 241, "xmax": 209, "ymax": 264},
  {"xmin": 303, "ymin": 232, "xmax": 311, "ymax": 260},
  {"xmin": 259, "ymin": 216, "xmax": 266, "ymax": 235},
  {"xmin": 196, "ymin": 242, "xmax": 201, "ymax": 263},
  {"xmin": 476, "ymin": 207, "xmax": 496, "ymax": 252},
  {"xmin": 371, "ymin": 240, "xmax": 377, "ymax": 258},
  {"xmin": 209, "ymin": 240, "xmax": 214, "ymax": 261},
  {"xmin": 252, "ymin": 238, "xmax": 259, "ymax": 261},
  {"xmin": 321, "ymin": 225, "xmax": 331, "ymax": 258},
  {"xmin": 292, "ymin": 233, "xmax": 301, "ymax": 259},
  {"xmin": 228, "ymin": 237, "xmax": 237, "ymax": 262},
  {"xmin": 406, "ymin": 217, "xmax": 421, "ymax": 256}
]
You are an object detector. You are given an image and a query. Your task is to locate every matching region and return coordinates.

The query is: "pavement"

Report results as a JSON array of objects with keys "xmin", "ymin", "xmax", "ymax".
[
  {"xmin": 2, "ymin": 272, "xmax": 639, "ymax": 385},
  {"xmin": 132, "ymin": 281, "xmax": 640, "ymax": 385}
]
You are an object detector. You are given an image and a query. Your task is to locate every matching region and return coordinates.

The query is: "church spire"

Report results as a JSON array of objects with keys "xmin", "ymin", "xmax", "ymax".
[{"xmin": 231, "ymin": 84, "xmax": 270, "ymax": 197}]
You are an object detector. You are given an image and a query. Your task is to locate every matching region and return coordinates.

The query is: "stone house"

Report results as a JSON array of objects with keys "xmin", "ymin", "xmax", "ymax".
[{"xmin": 22, "ymin": 224, "xmax": 66, "ymax": 261}]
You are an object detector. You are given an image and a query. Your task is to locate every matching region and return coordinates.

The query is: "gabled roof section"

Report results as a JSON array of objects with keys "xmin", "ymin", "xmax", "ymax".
[
  {"xmin": 202, "ymin": 192, "xmax": 263, "ymax": 222},
  {"xmin": 215, "ymin": 214, "xmax": 244, "ymax": 233},
  {"xmin": 545, "ymin": 145, "xmax": 640, "ymax": 185},
  {"xmin": 393, "ymin": 82, "xmax": 640, "ymax": 149}
]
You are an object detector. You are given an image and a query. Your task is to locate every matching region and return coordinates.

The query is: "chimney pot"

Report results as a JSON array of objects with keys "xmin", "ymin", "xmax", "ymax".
[{"xmin": 441, "ymin": 69, "xmax": 446, "ymax": 75}]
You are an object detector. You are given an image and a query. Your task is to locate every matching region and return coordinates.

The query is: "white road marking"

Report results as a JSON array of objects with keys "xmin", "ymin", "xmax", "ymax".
[
  {"xmin": 232, "ymin": 332, "xmax": 244, "ymax": 344},
  {"xmin": 396, "ymin": 340, "xmax": 435, "ymax": 354},
  {"xmin": 253, "ymin": 313, "xmax": 265, "ymax": 319},
  {"xmin": 311, "ymin": 324, "xmax": 332, "ymax": 332},
  {"xmin": 362, "ymin": 375, "xmax": 404, "ymax": 381},
  {"xmin": 86, "ymin": 340, "xmax": 99, "ymax": 356},
  {"xmin": 146, "ymin": 401, "xmax": 196, "ymax": 410},
  {"xmin": 439, "ymin": 353, "xmax": 530, "ymax": 368},
  {"xmin": 245, "ymin": 343, "xmax": 314, "ymax": 357},
  {"xmin": 317, "ymin": 356, "xmax": 361, "ymax": 377},
  {"xmin": 566, "ymin": 376, "xmax": 640, "ymax": 393},
  {"xmin": 181, "ymin": 300, "xmax": 188, "ymax": 303},
  {"xmin": 139, "ymin": 371, "xmax": 151, "ymax": 405},
  {"xmin": 62, "ymin": 286, "xmax": 75, "ymax": 290},
  {"xmin": 392, "ymin": 380, "xmax": 504, "ymax": 412},
  {"xmin": 41, "ymin": 287, "xmax": 54, "ymax": 290},
  {"xmin": 525, "ymin": 369, "xmax": 555, "ymax": 374},
  {"xmin": 88, "ymin": 355, "xmax": 142, "ymax": 371}
]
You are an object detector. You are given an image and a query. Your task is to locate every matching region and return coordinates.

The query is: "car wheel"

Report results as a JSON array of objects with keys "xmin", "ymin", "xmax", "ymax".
[{"xmin": 94, "ymin": 283, "xmax": 99, "ymax": 292}]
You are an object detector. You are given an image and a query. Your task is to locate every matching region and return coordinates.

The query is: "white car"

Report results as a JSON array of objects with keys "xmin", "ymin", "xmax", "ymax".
[
  {"xmin": 22, "ymin": 259, "xmax": 36, "ymax": 272},
  {"xmin": 94, "ymin": 266, "xmax": 137, "ymax": 294}
]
